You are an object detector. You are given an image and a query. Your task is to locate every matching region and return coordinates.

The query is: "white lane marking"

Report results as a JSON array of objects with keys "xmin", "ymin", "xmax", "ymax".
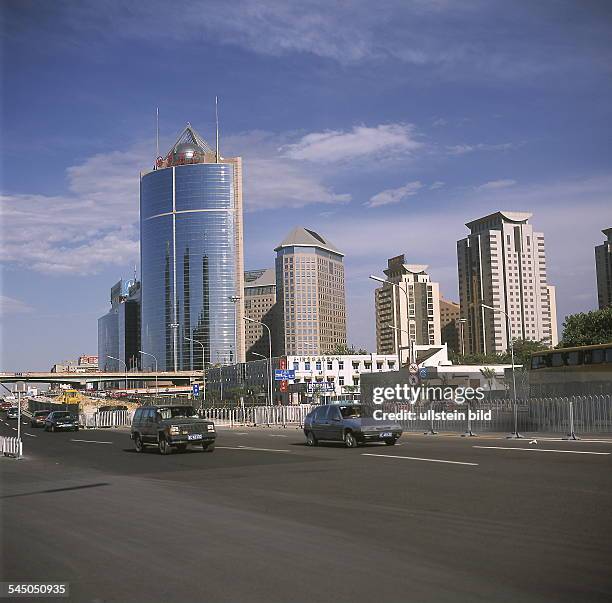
[
  {"xmin": 473, "ymin": 446, "xmax": 610, "ymax": 456},
  {"xmin": 362, "ymin": 453, "xmax": 478, "ymax": 466},
  {"xmin": 70, "ymin": 439, "xmax": 113, "ymax": 445},
  {"xmin": 24, "ymin": 432, "xmax": 37, "ymax": 438},
  {"xmin": 269, "ymin": 434, "xmax": 288, "ymax": 437},
  {"xmin": 235, "ymin": 432, "xmax": 249, "ymax": 435},
  {"xmin": 536, "ymin": 438, "xmax": 612, "ymax": 444},
  {"xmin": 11, "ymin": 427, "xmax": 17, "ymax": 431},
  {"xmin": 216, "ymin": 445, "xmax": 291, "ymax": 453}
]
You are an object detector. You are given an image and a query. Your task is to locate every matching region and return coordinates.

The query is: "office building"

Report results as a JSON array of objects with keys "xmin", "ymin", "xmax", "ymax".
[
  {"xmin": 439, "ymin": 297, "xmax": 460, "ymax": 352},
  {"xmin": 595, "ymin": 228, "xmax": 612, "ymax": 309},
  {"xmin": 275, "ymin": 227, "xmax": 347, "ymax": 356},
  {"xmin": 374, "ymin": 256, "xmax": 441, "ymax": 362},
  {"xmin": 140, "ymin": 124, "xmax": 245, "ymax": 371},
  {"xmin": 457, "ymin": 211, "xmax": 557, "ymax": 355},
  {"xmin": 98, "ymin": 279, "xmax": 141, "ymax": 372},
  {"xmin": 244, "ymin": 268, "xmax": 278, "ymax": 360}
]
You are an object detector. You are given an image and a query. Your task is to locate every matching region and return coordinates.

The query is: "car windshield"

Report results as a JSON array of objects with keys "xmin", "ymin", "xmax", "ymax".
[
  {"xmin": 157, "ymin": 406, "xmax": 198, "ymax": 420},
  {"xmin": 55, "ymin": 412, "xmax": 73, "ymax": 419},
  {"xmin": 36, "ymin": 411, "xmax": 50, "ymax": 416},
  {"xmin": 339, "ymin": 405, "xmax": 362, "ymax": 418}
]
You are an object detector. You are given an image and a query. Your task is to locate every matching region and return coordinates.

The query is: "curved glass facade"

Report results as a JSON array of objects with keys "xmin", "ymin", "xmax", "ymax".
[{"xmin": 140, "ymin": 163, "xmax": 238, "ymax": 371}]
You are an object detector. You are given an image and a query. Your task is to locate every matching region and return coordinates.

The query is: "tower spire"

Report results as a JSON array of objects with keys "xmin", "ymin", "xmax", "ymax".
[{"xmin": 215, "ymin": 96, "xmax": 220, "ymax": 163}]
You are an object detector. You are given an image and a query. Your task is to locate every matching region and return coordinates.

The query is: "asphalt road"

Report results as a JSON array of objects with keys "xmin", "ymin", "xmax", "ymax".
[{"xmin": 1, "ymin": 415, "xmax": 612, "ymax": 603}]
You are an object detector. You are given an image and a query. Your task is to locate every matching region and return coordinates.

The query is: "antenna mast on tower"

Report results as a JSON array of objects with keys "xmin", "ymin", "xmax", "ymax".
[
  {"xmin": 215, "ymin": 96, "xmax": 220, "ymax": 163},
  {"xmin": 156, "ymin": 107, "xmax": 160, "ymax": 159}
]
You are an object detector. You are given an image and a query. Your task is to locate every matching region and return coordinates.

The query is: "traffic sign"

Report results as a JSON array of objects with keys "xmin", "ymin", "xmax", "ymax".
[
  {"xmin": 408, "ymin": 375, "xmax": 419, "ymax": 386},
  {"xmin": 192, "ymin": 384, "xmax": 200, "ymax": 396},
  {"xmin": 419, "ymin": 367, "xmax": 428, "ymax": 379},
  {"xmin": 275, "ymin": 369, "xmax": 295, "ymax": 381},
  {"xmin": 307, "ymin": 382, "xmax": 334, "ymax": 393},
  {"xmin": 408, "ymin": 363, "xmax": 419, "ymax": 375}
]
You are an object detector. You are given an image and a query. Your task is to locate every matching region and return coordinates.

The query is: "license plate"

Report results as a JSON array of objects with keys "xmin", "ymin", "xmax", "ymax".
[
  {"xmin": 188, "ymin": 434, "xmax": 202, "ymax": 440},
  {"xmin": 380, "ymin": 432, "xmax": 392, "ymax": 438}
]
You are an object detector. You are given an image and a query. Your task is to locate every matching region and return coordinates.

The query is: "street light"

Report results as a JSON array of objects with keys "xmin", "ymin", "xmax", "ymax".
[
  {"xmin": 169, "ymin": 323, "xmax": 179, "ymax": 372},
  {"xmin": 228, "ymin": 296, "xmax": 240, "ymax": 364},
  {"xmin": 244, "ymin": 316, "xmax": 273, "ymax": 409},
  {"xmin": 370, "ymin": 275, "xmax": 410, "ymax": 368},
  {"xmin": 481, "ymin": 304, "xmax": 522, "ymax": 439},
  {"xmin": 185, "ymin": 337, "xmax": 206, "ymax": 405},
  {"xmin": 387, "ymin": 324, "xmax": 416, "ymax": 365},
  {"xmin": 138, "ymin": 350, "xmax": 158, "ymax": 396},
  {"xmin": 108, "ymin": 356, "xmax": 128, "ymax": 392}
]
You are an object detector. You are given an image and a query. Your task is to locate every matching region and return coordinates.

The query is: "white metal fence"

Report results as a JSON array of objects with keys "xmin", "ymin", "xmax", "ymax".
[
  {"xmin": 201, "ymin": 404, "xmax": 314, "ymax": 427},
  {"xmin": 1, "ymin": 435, "xmax": 22, "ymax": 457},
  {"xmin": 81, "ymin": 410, "xmax": 133, "ymax": 428}
]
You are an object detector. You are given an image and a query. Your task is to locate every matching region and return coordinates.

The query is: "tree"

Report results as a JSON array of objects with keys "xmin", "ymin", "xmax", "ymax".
[
  {"xmin": 480, "ymin": 367, "xmax": 496, "ymax": 391},
  {"xmin": 560, "ymin": 307, "xmax": 612, "ymax": 347},
  {"xmin": 329, "ymin": 343, "xmax": 369, "ymax": 355},
  {"xmin": 502, "ymin": 338, "xmax": 549, "ymax": 367}
]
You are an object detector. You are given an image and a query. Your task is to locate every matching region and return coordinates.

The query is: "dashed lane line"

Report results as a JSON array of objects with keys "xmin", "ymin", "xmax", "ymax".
[
  {"xmin": 216, "ymin": 445, "xmax": 292, "ymax": 453},
  {"xmin": 362, "ymin": 453, "xmax": 478, "ymax": 466},
  {"xmin": 70, "ymin": 439, "xmax": 114, "ymax": 445},
  {"xmin": 473, "ymin": 446, "xmax": 610, "ymax": 456}
]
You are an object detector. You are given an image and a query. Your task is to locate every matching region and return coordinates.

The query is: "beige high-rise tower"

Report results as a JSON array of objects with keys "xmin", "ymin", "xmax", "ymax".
[
  {"xmin": 275, "ymin": 227, "xmax": 347, "ymax": 356},
  {"xmin": 457, "ymin": 211, "xmax": 557, "ymax": 355},
  {"xmin": 374, "ymin": 256, "xmax": 441, "ymax": 360}
]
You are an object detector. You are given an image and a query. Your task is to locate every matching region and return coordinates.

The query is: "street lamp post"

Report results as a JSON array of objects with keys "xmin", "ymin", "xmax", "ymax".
[
  {"xmin": 370, "ymin": 275, "xmax": 411, "ymax": 368},
  {"xmin": 170, "ymin": 322, "xmax": 179, "ymax": 372},
  {"xmin": 228, "ymin": 296, "xmax": 240, "ymax": 364},
  {"xmin": 458, "ymin": 318, "xmax": 467, "ymax": 357},
  {"xmin": 185, "ymin": 337, "xmax": 206, "ymax": 406},
  {"xmin": 108, "ymin": 356, "xmax": 128, "ymax": 392},
  {"xmin": 481, "ymin": 304, "xmax": 522, "ymax": 439},
  {"xmin": 138, "ymin": 351, "xmax": 158, "ymax": 396},
  {"xmin": 244, "ymin": 317, "xmax": 273, "ymax": 409}
]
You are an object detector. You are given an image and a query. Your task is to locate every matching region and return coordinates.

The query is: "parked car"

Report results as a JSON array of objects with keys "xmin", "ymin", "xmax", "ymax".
[
  {"xmin": 1, "ymin": 400, "xmax": 15, "ymax": 410},
  {"xmin": 303, "ymin": 403, "xmax": 403, "ymax": 448},
  {"xmin": 7, "ymin": 407, "xmax": 19, "ymax": 420},
  {"xmin": 130, "ymin": 404, "xmax": 216, "ymax": 454},
  {"xmin": 44, "ymin": 411, "xmax": 79, "ymax": 432},
  {"xmin": 30, "ymin": 410, "xmax": 51, "ymax": 427}
]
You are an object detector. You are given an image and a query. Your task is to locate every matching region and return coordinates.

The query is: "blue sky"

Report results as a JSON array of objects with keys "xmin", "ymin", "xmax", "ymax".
[{"xmin": 1, "ymin": 0, "xmax": 611, "ymax": 370}]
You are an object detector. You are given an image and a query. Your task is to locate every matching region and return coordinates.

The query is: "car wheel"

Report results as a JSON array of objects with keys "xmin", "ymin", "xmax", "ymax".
[
  {"xmin": 74, "ymin": 426, "xmax": 79, "ymax": 432},
  {"xmin": 51, "ymin": 425, "xmax": 55, "ymax": 433},
  {"xmin": 305, "ymin": 431, "xmax": 318, "ymax": 446},
  {"xmin": 176, "ymin": 444, "xmax": 187, "ymax": 453},
  {"xmin": 134, "ymin": 435, "xmax": 144, "ymax": 452},
  {"xmin": 158, "ymin": 436, "xmax": 172, "ymax": 455},
  {"xmin": 44, "ymin": 425, "xmax": 49, "ymax": 432},
  {"xmin": 385, "ymin": 438, "xmax": 397, "ymax": 446},
  {"xmin": 202, "ymin": 442, "xmax": 215, "ymax": 453},
  {"xmin": 344, "ymin": 431, "xmax": 358, "ymax": 448}
]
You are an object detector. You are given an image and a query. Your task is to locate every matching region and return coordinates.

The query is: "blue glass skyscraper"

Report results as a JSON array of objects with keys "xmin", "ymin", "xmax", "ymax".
[{"xmin": 140, "ymin": 125, "xmax": 245, "ymax": 371}]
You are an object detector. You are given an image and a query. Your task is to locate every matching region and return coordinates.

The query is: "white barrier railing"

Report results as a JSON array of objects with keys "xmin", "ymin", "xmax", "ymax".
[
  {"xmin": 201, "ymin": 404, "xmax": 314, "ymax": 427},
  {"xmin": 81, "ymin": 410, "xmax": 133, "ymax": 429},
  {"xmin": 1, "ymin": 436, "xmax": 22, "ymax": 458}
]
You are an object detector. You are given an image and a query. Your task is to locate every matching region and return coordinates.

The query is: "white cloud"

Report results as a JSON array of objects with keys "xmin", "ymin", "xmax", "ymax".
[
  {"xmin": 283, "ymin": 124, "xmax": 422, "ymax": 163},
  {"xmin": 366, "ymin": 181, "xmax": 423, "ymax": 208},
  {"xmin": 0, "ymin": 295, "xmax": 34, "ymax": 316},
  {"xmin": 429, "ymin": 181, "xmax": 445, "ymax": 190},
  {"xmin": 476, "ymin": 179, "xmax": 517, "ymax": 190},
  {"xmin": 446, "ymin": 142, "xmax": 518, "ymax": 155}
]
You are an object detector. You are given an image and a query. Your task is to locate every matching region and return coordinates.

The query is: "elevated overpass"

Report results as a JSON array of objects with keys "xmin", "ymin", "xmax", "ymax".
[{"xmin": 0, "ymin": 371, "xmax": 201, "ymax": 388}]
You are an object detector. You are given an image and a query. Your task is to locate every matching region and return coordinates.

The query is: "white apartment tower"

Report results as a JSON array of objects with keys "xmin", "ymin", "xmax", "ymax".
[
  {"xmin": 457, "ymin": 211, "xmax": 558, "ymax": 355},
  {"xmin": 275, "ymin": 227, "xmax": 347, "ymax": 356},
  {"xmin": 375, "ymin": 255, "xmax": 441, "ymax": 361}
]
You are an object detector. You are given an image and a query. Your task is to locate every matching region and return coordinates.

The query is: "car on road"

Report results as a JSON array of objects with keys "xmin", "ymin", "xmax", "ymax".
[
  {"xmin": 130, "ymin": 404, "xmax": 216, "ymax": 454},
  {"xmin": 1, "ymin": 399, "xmax": 15, "ymax": 410},
  {"xmin": 304, "ymin": 403, "xmax": 402, "ymax": 448},
  {"xmin": 44, "ymin": 411, "xmax": 79, "ymax": 432},
  {"xmin": 7, "ymin": 407, "xmax": 19, "ymax": 419},
  {"xmin": 30, "ymin": 410, "xmax": 51, "ymax": 427}
]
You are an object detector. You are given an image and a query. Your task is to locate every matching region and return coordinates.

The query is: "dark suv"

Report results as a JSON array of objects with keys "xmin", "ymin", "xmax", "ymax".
[
  {"xmin": 131, "ymin": 404, "xmax": 216, "ymax": 454},
  {"xmin": 44, "ymin": 411, "xmax": 79, "ymax": 432},
  {"xmin": 304, "ymin": 403, "xmax": 402, "ymax": 448}
]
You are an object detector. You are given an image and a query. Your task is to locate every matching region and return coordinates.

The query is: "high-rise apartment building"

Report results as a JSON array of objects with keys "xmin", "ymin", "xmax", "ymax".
[
  {"xmin": 457, "ymin": 211, "xmax": 557, "ymax": 355},
  {"xmin": 375, "ymin": 256, "xmax": 441, "ymax": 360},
  {"xmin": 98, "ymin": 279, "xmax": 141, "ymax": 372},
  {"xmin": 140, "ymin": 124, "xmax": 245, "ymax": 370},
  {"xmin": 439, "ymin": 297, "xmax": 460, "ymax": 353},
  {"xmin": 275, "ymin": 227, "xmax": 347, "ymax": 356},
  {"xmin": 595, "ymin": 228, "xmax": 612, "ymax": 309},
  {"xmin": 244, "ymin": 268, "xmax": 278, "ymax": 360}
]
